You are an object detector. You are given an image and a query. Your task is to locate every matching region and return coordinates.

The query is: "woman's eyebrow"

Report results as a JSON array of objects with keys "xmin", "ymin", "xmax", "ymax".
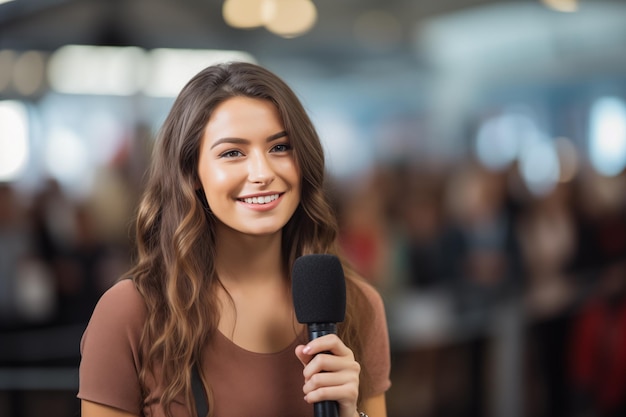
[
  {"xmin": 267, "ymin": 130, "xmax": 288, "ymax": 142},
  {"xmin": 210, "ymin": 137, "xmax": 248, "ymax": 150},
  {"xmin": 210, "ymin": 131, "xmax": 288, "ymax": 150}
]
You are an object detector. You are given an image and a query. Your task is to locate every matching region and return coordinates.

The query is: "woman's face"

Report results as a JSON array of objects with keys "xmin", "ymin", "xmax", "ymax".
[{"xmin": 197, "ymin": 96, "xmax": 301, "ymax": 238}]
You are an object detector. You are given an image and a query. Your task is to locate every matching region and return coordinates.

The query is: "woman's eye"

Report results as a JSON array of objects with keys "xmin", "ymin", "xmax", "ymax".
[
  {"xmin": 271, "ymin": 143, "xmax": 291, "ymax": 153},
  {"xmin": 220, "ymin": 150, "xmax": 243, "ymax": 158}
]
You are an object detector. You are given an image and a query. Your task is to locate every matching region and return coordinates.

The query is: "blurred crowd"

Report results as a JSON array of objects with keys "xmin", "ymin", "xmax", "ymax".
[
  {"xmin": 332, "ymin": 159, "xmax": 626, "ymax": 417},
  {"xmin": 1, "ymin": 140, "xmax": 626, "ymax": 417}
]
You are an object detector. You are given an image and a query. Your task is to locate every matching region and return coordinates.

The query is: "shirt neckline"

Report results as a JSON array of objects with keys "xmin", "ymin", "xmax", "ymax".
[{"xmin": 214, "ymin": 327, "xmax": 307, "ymax": 357}]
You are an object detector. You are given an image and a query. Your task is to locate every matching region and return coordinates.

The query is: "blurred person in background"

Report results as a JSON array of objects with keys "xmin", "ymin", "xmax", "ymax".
[
  {"xmin": 570, "ymin": 171, "xmax": 626, "ymax": 277},
  {"xmin": 568, "ymin": 259, "xmax": 626, "ymax": 417},
  {"xmin": 0, "ymin": 183, "xmax": 34, "ymax": 327},
  {"xmin": 337, "ymin": 167, "xmax": 394, "ymax": 288},
  {"xmin": 77, "ymin": 62, "xmax": 391, "ymax": 417},
  {"xmin": 567, "ymin": 170, "xmax": 626, "ymax": 417},
  {"xmin": 29, "ymin": 178, "xmax": 114, "ymax": 326},
  {"xmin": 0, "ymin": 182, "xmax": 57, "ymax": 328},
  {"xmin": 516, "ymin": 182, "xmax": 578, "ymax": 417},
  {"xmin": 439, "ymin": 162, "xmax": 523, "ymax": 417},
  {"xmin": 441, "ymin": 162, "xmax": 522, "ymax": 328},
  {"xmin": 400, "ymin": 171, "xmax": 446, "ymax": 290}
]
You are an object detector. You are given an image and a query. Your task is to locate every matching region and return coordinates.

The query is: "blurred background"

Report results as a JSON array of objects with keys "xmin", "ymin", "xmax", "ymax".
[{"xmin": 1, "ymin": 0, "xmax": 626, "ymax": 416}]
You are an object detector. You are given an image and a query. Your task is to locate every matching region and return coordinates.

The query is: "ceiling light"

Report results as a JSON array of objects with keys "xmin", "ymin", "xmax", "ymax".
[
  {"xmin": 47, "ymin": 45, "xmax": 256, "ymax": 97},
  {"xmin": 262, "ymin": 0, "xmax": 317, "ymax": 38},
  {"xmin": 48, "ymin": 45, "xmax": 146, "ymax": 96},
  {"xmin": 144, "ymin": 48, "xmax": 256, "ymax": 97},
  {"xmin": 223, "ymin": 0, "xmax": 266, "ymax": 29},
  {"xmin": 540, "ymin": 0, "xmax": 578, "ymax": 13}
]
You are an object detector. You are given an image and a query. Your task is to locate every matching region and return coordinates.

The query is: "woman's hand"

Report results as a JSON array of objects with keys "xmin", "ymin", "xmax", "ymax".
[{"xmin": 295, "ymin": 334, "xmax": 361, "ymax": 417}]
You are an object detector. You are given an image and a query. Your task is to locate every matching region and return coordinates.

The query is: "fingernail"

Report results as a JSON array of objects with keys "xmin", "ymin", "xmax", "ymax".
[{"xmin": 303, "ymin": 345, "xmax": 311, "ymax": 354}]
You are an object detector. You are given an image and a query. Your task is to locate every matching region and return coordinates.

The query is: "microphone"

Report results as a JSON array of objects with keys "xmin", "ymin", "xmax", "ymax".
[{"xmin": 292, "ymin": 254, "xmax": 346, "ymax": 417}]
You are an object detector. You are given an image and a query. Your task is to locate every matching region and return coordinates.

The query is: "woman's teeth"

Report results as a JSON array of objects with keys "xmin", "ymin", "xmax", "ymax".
[{"xmin": 242, "ymin": 194, "xmax": 279, "ymax": 204}]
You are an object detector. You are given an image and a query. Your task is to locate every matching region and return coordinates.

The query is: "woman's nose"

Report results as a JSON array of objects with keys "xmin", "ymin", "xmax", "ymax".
[{"xmin": 247, "ymin": 151, "xmax": 275, "ymax": 185}]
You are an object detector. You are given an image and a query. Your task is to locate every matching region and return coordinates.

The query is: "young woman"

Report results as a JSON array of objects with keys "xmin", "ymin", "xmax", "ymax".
[{"xmin": 78, "ymin": 62, "xmax": 391, "ymax": 417}]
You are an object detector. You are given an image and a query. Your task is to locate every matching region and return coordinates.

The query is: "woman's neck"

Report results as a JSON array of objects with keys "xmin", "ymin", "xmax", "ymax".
[
  {"xmin": 212, "ymin": 225, "xmax": 301, "ymax": 353},
  {"xmin": 213, "ymin": 226, "xmax": 286, "ymax": 286}
]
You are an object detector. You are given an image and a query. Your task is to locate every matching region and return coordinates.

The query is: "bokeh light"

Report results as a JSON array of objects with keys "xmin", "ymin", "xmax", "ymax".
[
  {"xmin": 262, "ymin": 0, "xmax": 317, "ymax": 38},
  {"xmin": 44, "ymin": 127, "xmax": 91, "ymax": 195},
  {"xmin": 222, "ymin": 0, "xmax": 266, "ymax": 28},
  {"xmin": 519, "ymin": 138, "xmax": 560, "ymax": 196},
  {"xmin": 589, "ymin": 96, "xmax": 626, "ymax": 177},
  {"xmin": 0, "ymin": 100, "xmax": 29, "ymax": 182}
]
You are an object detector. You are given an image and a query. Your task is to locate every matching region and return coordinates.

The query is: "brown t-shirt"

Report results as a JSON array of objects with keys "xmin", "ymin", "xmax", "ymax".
[{"xmin": 78, "ymin": 279, "xmax": 391, "ymax": 417}]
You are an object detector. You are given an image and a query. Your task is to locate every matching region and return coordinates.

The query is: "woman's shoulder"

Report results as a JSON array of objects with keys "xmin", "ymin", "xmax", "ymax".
[
  {"xmin": 350, "ymin": 275, "xmax": 382, "ymax": 298},
  {"xmin": 88, "ymin": 279, "xmax": 147, "ymax": 330},
  {"xmin": 349, "ymin": 275, "xmax": 386, "ymax": 311},
  {"xmin": 99, "ymin": 278, "xmax": 145, "ymax": 308},
  {"xmin": 79, "ymin": 279, "xmax": 146, "ymax": 412}
]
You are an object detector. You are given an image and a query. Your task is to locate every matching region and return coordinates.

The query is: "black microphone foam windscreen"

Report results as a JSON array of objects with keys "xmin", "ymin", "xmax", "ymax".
[{"xmin": 292, "ymin": 254, "xmax": 346, "ymax": 324}]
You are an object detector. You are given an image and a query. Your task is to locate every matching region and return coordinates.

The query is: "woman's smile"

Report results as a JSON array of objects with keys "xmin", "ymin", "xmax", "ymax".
[{"xmin": 237, "ymin": 192, "xmax": 284, "ymax": 211}]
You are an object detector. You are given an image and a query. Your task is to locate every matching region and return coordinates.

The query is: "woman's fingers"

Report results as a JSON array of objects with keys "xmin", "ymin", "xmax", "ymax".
[
  {"xmin": 302, "ymin": 352, "xmax": 361, "ymax": 380},
  {"xmin": 303, "ymin": 379, "xmax": 359, "ymax": 404},
  {"xmin": 295, "ymin": 333, "xmax": 352, "ymax": 367},
  {"xmin": 301, "ymin": 333, "xmax": 353, "ymax": 357},
  {"xmin": 302, "ymin": 363, "xmax": 360, "ymax": 394},
  {"xmin": 295, "ymin": 333, "xmax": 361, "ymax": 417}
]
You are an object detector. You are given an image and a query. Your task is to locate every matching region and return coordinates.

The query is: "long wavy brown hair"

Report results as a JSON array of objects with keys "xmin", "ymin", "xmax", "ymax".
[{"xmin": 123, "ymin": 62, "xmax": 374, "ymax": 417}]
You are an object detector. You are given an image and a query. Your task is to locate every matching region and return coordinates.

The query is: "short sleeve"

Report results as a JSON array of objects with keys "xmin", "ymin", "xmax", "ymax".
[
  {"xmin": 77, "ymin": 279, "xmax": 146, "ymax": 414},
  {"xmin": 356, "ymin": 280, "xmax": 392, "ymax": 398}
]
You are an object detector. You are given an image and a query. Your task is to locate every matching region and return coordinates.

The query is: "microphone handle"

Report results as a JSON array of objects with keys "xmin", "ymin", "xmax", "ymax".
[{"xmin": 307, "ymin": 323, "xmax": 339, "ymax": 417}]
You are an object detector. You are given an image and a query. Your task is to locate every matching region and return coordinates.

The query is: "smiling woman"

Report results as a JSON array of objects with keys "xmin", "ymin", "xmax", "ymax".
[{"xmin": 77, "ymin": 62, "xmax": 391, "ymax": 417}]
